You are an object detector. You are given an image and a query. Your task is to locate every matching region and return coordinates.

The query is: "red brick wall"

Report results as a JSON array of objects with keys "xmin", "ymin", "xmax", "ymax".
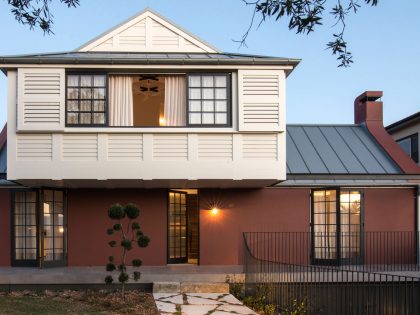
[
  {"xmin": 0, "ymin": 189, "xmax": 11, "ymax": 266},
  {"xmin": 67, "ymin": 189, "xmax": 167, "ymax": 266}
]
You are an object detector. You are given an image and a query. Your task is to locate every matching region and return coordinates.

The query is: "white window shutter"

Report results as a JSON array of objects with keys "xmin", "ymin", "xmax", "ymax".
[
  {"xmin": 238, "ymin": 69, "xmax": 285, "ymax": 132},
  {"xmin": 17, "ymin": 68, "xmax": 65, "ymax": 131}
]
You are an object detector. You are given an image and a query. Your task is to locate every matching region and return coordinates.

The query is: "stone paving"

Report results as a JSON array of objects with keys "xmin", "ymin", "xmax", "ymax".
[{"xmin": 153, "ymin": 292, "xmax": 257, "ymax": 315}]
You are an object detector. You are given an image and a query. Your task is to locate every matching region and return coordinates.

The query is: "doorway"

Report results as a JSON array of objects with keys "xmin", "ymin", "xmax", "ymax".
[
  {"xmin": 167, "ymin": 189, "xmax": 199, "ymax": 264},
  {"xmin": 311, "ymin": 189, "xmax": 363, "ymax": 266},
  {"xmin": 11, "ymin": 189, "xmax": 67, "ymax": 267}
]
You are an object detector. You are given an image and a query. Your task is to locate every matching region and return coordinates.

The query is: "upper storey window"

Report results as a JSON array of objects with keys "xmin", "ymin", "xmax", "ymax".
[
  {"xmin": 66, "ymin": 74, "xmax": 107, "ymax": 126},
  {"xmin": 65, "ymin": 73, "xmax": 231, "ymax": 128},
  {"xmin": 396, "ymin": 133, "xmax": 419, "ymax": 163},
  {"xmin": 188, "ymin": 74, "xmax": 230, "ymax": 126}
]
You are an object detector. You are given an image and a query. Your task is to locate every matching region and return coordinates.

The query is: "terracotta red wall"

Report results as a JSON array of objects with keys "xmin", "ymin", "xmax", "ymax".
[
  {"xmin": 199, "ymin": 188, "xmax": 311, "ymax": 265},
  {"xmin": 67, "ymin": 189, "xmax": 167, "ymax": 266},
  {"xmin": 364, "ymin": 187, "xmax": 416, "ymax": 265},
  {"xmin": 0, "ymin": 189, "xmax": 11, "ymax": 266},
  {"xmin": 364, "ymin": 188, "xmax": 415, "ymax": 231}
]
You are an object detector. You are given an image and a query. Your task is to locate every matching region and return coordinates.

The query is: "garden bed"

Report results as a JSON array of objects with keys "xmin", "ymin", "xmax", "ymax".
[{"xmin": 0, "ymin": 290, "xmax": 158, "ymax": 315}]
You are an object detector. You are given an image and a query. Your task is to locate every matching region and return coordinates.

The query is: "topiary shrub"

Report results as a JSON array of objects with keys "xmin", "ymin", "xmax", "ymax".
[{"xmin": 105, "ymin": 203, "xmax": 150, "ymax": 298}]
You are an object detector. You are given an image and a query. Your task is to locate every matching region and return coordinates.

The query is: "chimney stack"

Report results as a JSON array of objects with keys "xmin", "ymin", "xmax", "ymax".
[
  {"xmin": 353, "ymin": 91, "xmax": 420, "ymax": 174},
  {"xmin": 354, "ymin": 91, "xmax": 383, "ymax": 125}
]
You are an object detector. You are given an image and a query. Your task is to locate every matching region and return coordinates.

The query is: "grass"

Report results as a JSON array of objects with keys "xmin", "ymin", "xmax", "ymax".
[{"xmin": 0, "ymin": 290, "xmax": 159, "ymax": 315}]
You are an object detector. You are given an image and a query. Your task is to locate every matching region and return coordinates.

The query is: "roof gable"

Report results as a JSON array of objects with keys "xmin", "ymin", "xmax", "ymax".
[{"xmin": 76, "ymin": 9, "xmax": 218, "ymax": 53}]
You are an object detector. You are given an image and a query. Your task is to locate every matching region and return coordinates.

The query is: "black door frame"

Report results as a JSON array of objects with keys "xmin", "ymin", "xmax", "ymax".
[
  {"xmin": 310, "ymin": 188, "xmax": 364, "ymax": 266},
  {"xmin": 11, "ymin": 189, "xmax": 40, "ymax": 267},
  {"xmin": 39, "ymin": 188, "xmax": 68, "ymax": 268},
  {"xmin": 167, "ymin": 190, "xmax": 189, "ymax": 264},
  {"xmin": 11, "ymin": 188, "xmax": 68, "ymax": 268}
]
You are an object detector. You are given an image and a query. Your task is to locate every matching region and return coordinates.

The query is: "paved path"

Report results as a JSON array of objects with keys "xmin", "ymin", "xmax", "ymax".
[{"xmin": 154, "ymin": 293, "xmax": 256, "ymax": 315}]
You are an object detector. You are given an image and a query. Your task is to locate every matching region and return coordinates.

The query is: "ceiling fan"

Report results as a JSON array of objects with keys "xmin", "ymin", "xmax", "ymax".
[{"xmin": 138, "ymin": 75, "xmax": 159, "ymax": 95}]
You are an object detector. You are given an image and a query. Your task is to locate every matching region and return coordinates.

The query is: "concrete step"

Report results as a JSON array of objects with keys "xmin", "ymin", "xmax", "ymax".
[{"xmin": 153, "ymin": 281, "xmax": 229, "ymax": 294}]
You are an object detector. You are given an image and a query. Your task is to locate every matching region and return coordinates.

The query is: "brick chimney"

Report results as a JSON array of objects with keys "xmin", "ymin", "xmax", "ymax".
[
  {"xmin": 354, "ymin": 91, "xmax": 383, "ymax": 124},
  {"xmin": 354, "ymin": 91, "xmax": 420, "ymax": 174}
]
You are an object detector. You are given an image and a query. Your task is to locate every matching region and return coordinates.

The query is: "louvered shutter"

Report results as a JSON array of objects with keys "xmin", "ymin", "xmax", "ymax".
[
  {"xmin": 17, "ymin": 68, "xmax": 65, "ymax": 131},
  {"xmin": 238, "ymin": 69, "xmax": 285, "ymax": 132}
]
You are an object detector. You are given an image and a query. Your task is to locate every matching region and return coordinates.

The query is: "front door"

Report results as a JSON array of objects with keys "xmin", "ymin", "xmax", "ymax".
[
  {"xmin": 168, "ymin": 190, "xmax": 188, "ymax": 264},
  {"xmin": 11, "ymin": 189, "xmax": 67, "ymax": 267}
]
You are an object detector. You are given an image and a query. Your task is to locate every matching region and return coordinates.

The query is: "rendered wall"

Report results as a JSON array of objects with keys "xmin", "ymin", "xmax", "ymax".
[
  {"xmin": 67, "ymin": 189, "xmax": 167, "ymax": 266},
  {"xmin": 0, "ymin": 189, "xmax": 11, "ymax": 266}
]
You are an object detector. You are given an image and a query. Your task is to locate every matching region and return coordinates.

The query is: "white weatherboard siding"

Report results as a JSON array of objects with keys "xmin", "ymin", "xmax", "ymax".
[
  {"xmin": 77, "ymin": 10, "xmax": 217, "ymax": 53},
  {"xmin": 9, "ymin": 132, "xmax": 285, "ymax": 187}
]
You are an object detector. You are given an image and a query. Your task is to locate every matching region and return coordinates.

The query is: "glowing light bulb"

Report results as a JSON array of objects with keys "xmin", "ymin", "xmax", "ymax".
[
  {"xmin": 211, "ymin": 208, "xmax": 219, "ymax": 216},
  {"xmin": 159, "ymin": 116, "xmax": 166, "ymax": 126}
]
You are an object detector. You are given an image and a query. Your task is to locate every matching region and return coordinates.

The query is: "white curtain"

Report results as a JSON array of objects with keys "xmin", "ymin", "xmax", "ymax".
[
  {"xmin": 164, "ymin": 76, "xmax": 186, "ymax": 126},
  {"xmin": 109, "ymin": 76, "xmax": 134, "ymax": 126}
]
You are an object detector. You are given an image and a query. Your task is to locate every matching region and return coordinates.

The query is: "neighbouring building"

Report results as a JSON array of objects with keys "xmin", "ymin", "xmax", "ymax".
[
  {"xmin": 0, "ymin": 9, "xmax": 419, "ymax": 270},
  {"xmin": 387, "ymin": 112, "xmax": 420, "ymax": 165}
]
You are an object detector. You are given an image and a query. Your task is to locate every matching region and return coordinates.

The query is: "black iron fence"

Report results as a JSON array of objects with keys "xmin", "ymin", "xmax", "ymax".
[
  {"xmin": 243, "ymin": 232, "xmax": 420, "ymax": 315},
  {"xmin": 244, "ymin": 231, "xmax": 420, "ymax": 272}
]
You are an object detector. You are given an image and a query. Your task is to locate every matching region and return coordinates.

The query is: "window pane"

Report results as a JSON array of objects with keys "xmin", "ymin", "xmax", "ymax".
[
  {"xmin": 202, "ymin": 88, "xmax": 214, "ymax": 99},
  {"xmin": 189, "ymin": 101, "xmax": 201, "ymax": 112},
  {"xmin": 67, "ymin": 75, "xmax": 79, "ymax": 87},
  {"xmin": 94, "ymin": 88, "xmax": 106, "ymax": 99},
  {"xmin": 215, "ymin": 113, "xmax": 227, "ymax": 125},
  {"xmin": 215, "ymin": 101, "xmax": 227, "ymax": 112},
  {"xmin": 189, "ymin": 113, "xmax": 201, "ymax": 124},
  {"xmin": 67, "ymin": 88, "xmax": 79, "ymax": 99},
  {"xmin": 215, "ymin": 76, "xmax": 227, "ymax": 87},
  {"xmin": 189, "ymin": 76, "xmax": 201, "ymax": 87},
  {"xmin": 189, "ymin": 88, "xmax": 201, "ymax": 99},
  {"xmin": 67, "ymin": 100, "xmax": 78, "ymax": 111},
  {"xmin": 203, "ymin": 101, "xmax": 214, "ymax": 112},
  {"xmin": 80, "ymin": 101, "xmax": 91, "ymax": 112},
  {"xmin": 202, "ymin": 113, "xmax": 214, "ymax": 124},
  {"xmin": 80, "ymin": 113, "xmax": 92, "ymax": 124},
  {"xmin": 93, "ymin": 113, "xmax": 105, "ymax": 124},
  {"xmin": 202, "ymin": 76, "xmax": 213, "ymax": 87},
  {"xmin": 80, "ymin": 75, "xmax": 92, "ymax": 87},
  {"xmin": 93, "ymin": 101, "xmax": 105, "ymax": 112},
  {"xmin": 215, "ymin": 88, "xmax": 227, "ymax": 100},
  {"xmin": 67, "ymin": 113, "xmax": 78, "ymax": 124},
  {"xmin": 80, "ymin": 88, "xmax": 92, "ymax": 99},
  {"xmin": 94, "ymin": 75, "xmax": 106, "ymax": 87}
]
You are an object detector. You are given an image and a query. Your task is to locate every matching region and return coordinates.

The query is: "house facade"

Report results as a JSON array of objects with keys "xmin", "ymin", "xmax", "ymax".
[
  {"xmin": 387, "ymin": 112, "xmax": 420, "ymax": 165},
  {"xmin": 0, "ymin": 10, "xmax": 419, "ymax": 270}
]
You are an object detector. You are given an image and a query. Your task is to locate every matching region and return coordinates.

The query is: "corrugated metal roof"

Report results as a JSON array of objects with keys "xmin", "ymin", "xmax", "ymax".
[
  {"xmin": 286, "ymin": 125, "xmax": 402, "ymax": 175},
  {"xmin": 0, "ymin": 52, "xmax": 300, "ymax": 67}
]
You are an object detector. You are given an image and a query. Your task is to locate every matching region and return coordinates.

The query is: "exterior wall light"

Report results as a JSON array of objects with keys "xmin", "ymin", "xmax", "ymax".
[{"xmin": 210, "ymin": 208, "xmax": 220, "ymax": 216}]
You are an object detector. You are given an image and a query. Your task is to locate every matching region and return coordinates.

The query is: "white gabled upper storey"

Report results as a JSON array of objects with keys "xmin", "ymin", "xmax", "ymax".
[{"xmin": 77, "ymin": 9, "xmax": 219, "ymax": 53}]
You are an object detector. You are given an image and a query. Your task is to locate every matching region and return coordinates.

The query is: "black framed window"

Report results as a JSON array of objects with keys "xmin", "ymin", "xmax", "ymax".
[
  {"xmin": 397, "ymin": 133, "xmax": 419, "ymax": 163},
  {"xmin": 66, "ymin": 74, "xmax": 107, "ymax": 126},
  {"xmin": 187, "ymin": 74, "xmax": 230, "ymax": 126}
]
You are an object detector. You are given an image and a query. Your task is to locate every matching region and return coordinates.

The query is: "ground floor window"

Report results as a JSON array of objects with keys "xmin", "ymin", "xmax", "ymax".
[
  {"xmin": 12, "ymin": 189, "xmax": 67, "ymax": 267},
  {"xmin": 311, "ymin": 188, "xmax": 362, "ymax": 265},
  {"xmin": 167, "ymin": 189, "xmax": 199, "ymax": 264}
]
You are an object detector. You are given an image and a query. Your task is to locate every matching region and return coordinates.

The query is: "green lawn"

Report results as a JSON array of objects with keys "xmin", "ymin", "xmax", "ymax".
[{"xmin": 0, "ymin": 290, "xmax": 158, "ymax": 315}]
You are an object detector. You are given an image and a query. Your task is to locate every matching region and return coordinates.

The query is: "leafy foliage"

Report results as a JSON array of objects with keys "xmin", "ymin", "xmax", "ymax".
[
  {"xmin": 243, "ymin": 284, "xmax": 276, "ymax": 314},
  {"xmin": 282, "ymin": 298, "xmax": 309, "ymax": 315},
  {"xmin": 6, "ymin": 0, "xmax": 80, "ymax": 34},
  {"xmin": 240, "ymin": 0, "xmax": 379, "ymax": 67},
  {"xmin": 105, "ymin": 203, "xmax": 150, "ymax": 298}
]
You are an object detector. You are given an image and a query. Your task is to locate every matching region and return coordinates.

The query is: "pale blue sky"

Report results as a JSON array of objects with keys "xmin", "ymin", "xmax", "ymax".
[{"xmin": 0, "ymin": 0, "xmax": 419, "ymax": 127}]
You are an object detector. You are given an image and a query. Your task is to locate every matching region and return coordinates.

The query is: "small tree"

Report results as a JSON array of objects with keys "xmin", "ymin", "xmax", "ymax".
[{"xmin": 105, "ymin": 203, "xmax": 150, "ymax": 297}]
